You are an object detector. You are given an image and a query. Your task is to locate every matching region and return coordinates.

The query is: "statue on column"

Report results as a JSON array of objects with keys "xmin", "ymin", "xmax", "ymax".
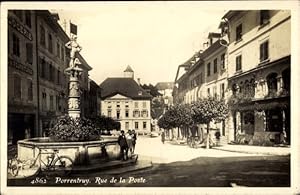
[{"xmin": 65, "ymin": 35, "xmax": 82, "ymax": 68}]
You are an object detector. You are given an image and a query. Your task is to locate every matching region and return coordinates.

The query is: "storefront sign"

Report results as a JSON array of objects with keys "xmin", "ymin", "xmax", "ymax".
[
  {"xmin": 8, "ymin": 16, "xmax": 33, "ymax": 41},
  {"xmin": 8, "ymin": 58, "xmax": 33, "ymax": 75}
]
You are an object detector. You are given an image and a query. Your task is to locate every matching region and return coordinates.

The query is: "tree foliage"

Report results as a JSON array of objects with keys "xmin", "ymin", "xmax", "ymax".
[
  {"xmin": 141, "ymin": 84, "xmax": 162, "ymax": 97},
  {"xmin": 151, "ymin": 96, "xmax": 165, "ymax": 119},
  {"xmin": 191, "ymin": 97, "xmax": 228, "ymax": 125},
  {"xmin": 49, "ymin": 115, "xmax": 100, "ymax": 142},
  {"xmin": 92, "ymin": 115, "xmax": 121, "ymax": 132},
  {"xmin": 157, "ymin": 104, "xmax": 193, "ymax": 130}
]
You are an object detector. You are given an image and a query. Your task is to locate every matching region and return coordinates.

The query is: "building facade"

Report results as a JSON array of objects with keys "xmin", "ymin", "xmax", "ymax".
[
  {"xmin": 222, "ymin": 10, "xmax": 291, "ymax": 145},
  {"xmin": 100, "ymin": 66, "xmax": 152, "ymax": 134},
  {"xmin": 8, "ymin": 10, "xmax": 93, "ymax": 143},
  {"xmin": 36, "ymin": 11, "xmax": 70, "ymax": 135},
  {"xmin": 173, "ymin": 32, "xmax": 229, "ymax": 142},
  {"xmin": 155, "ymin": 82, "xmax": 174, "ymax": 107},
  {"xmin": 8, "ymin": 10, "xmax": 38, "ymax": 144}
]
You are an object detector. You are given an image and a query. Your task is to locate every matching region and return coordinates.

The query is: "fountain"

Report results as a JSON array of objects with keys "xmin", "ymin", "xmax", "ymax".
[{"xmin": 17, "ymin": 34, "xmax": 121, "ymax": 166}]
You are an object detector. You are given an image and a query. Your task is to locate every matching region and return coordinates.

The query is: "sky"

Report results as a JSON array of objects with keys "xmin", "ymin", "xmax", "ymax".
[{"xmin": 53, "ymin": 2, "xmax": 227, "ymax": 86}]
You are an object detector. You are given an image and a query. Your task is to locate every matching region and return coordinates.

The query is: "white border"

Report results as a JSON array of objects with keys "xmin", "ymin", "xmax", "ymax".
[{"xmin": 1, "ymin": 1, "xmax": 300, "ymax": 195}]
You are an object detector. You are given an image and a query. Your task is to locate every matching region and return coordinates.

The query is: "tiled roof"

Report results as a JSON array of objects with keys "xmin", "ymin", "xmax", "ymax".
[
  {"xmin": 99, "ymin": 78, "xmax": 152, "ymax": 100},
  {"xmin": 155, "ymin": 82, "xmax": 175, "ymax": 90}
]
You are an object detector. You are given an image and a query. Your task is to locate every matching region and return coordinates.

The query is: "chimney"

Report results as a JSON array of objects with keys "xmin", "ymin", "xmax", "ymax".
[{"xmin": 137, "ymin": 78, "xmax": 141, "ymax": 85}]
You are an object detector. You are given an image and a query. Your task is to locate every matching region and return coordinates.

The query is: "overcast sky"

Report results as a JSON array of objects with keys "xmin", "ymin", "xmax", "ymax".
[{"xmin": 54, "ymin": 2, "xmax": 226, "ymax": 86}]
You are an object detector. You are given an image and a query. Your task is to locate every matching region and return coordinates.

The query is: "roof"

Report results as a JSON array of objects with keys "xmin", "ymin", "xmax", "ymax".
[
  {"xmin": 124, "ymin": 65, "xmax": 134, "ymax": 72},
  {"xmin": 155, "ymin": 82, "xmax": 175, "ymax": 90},
  {"xmin": 208, "ymin": 32, "xmax": 221, "ymax": 39},
  {"xmin": 99, "ymin": 78, "xmax": 152, "ymax": 100},
  {"xmin": 222, "ymin": 11, "xmax": 243, "ymax": 20}
]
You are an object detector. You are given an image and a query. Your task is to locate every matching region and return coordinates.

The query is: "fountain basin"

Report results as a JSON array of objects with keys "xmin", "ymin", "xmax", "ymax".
[{"xmin": 17, "ymin": 136, "xmax": 121, "ymax": 165}]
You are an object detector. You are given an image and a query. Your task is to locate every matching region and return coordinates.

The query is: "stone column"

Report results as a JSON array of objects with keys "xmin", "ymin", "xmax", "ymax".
[{"xmin": 65, "ymin": 34, "xmax": 83, "ymax": 119}]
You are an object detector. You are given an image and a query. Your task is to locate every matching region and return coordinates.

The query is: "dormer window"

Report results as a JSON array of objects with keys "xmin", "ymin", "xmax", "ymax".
[
  {"xmin": 236, "ymin": 24, "xmax": 242, "ymax": 41},
  {"xmin": 138, "ymin": 91, "xmax": 142, "ymax": 96},
  {"xmin": 260, "ymin": 10, "xmax": 270, "ymax": 25}
]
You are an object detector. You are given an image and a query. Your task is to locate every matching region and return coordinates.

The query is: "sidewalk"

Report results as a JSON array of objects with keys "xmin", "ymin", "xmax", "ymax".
[{"xmin": 212, "ymin": 144, "xmax": 290, "ymax": 156}]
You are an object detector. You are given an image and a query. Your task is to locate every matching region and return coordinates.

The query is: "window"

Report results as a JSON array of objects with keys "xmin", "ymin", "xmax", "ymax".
[
  {"xmin": 236, "ymin": 55, "xmax": 242, "ymax": 71},
  {"xmin": 42, "ymin": 92, "xmax": 47, "ymax": 111},
  {"xmin": 267, "ymin": 73, "xmax": 278, "ymax": 95},
  {"xmin": 56, "ymin": 95, "xmax": 60, "ymax": 111},
  {"xmin": 40, "ymin": 58, "xmax": 46, "ymax": 79},
  {"xmin": 125, "ymin": 110, "xmax": 129, "ymax": 118},
  {"xmin": 221, "ymin": 53, "xmax": 225, "ymax": 69},
  {"xmin": 142, "ymin": 101, "xmax": 147, "ymax": 108},
  {"xmin": 57, "ymin": 70, "xmax": 60, "ymax": 85},
  {"xmin": 125, "ymin": 122, "xmax": 129, "ymax": 130},
  {"xmin": 107, "ymin": 110, "xmax": 112, "ymax": 117},
  {"xmin": 27, "ymin": 79, "xmax": 33, "ymax": 101},
  {"xmin": 50, "ymin": 95, "xmax": 54, "ymax": 111},
  {"xmin": 26, "ymin": 43, "xmax": 33, "ymax": 64},
  {"xmin": 236, "ymin": 24, "xmax": 242, "ymax": 41},
  {"xmin": 14, "ymin": 74, "xmax": 21, "ymax": 99},
  {"xmin": 134, "ymin": 102, "xmax": 138, "ymax": 108},
  {"xmin": 40, "ymin": 25, "xmax": 45, "ymax": 46},
  {"xmin": 133, "ymin": 110, "xmax": 139, "ymax": 117},
  {"xmin": 143, "ymin": 122, "xmax": 147, "ymax": 129},
  {"xmin": 49, "ymin": 63, "xmax": 53, "ymax": 82},
  {"xmin": 12, "ymin": 33, "xmax": 20, "ymax": 57},
  {"xmin": 135, "ymin": 122, "xmax": 139, "ymax": 130},
  {"xmin": 48, "ymin": 33, "xmax": 53, "ymax": 53},
  {"xmin": 213, "ymin": 58, "xmax": 218, "ymax": 73},
  {"xmin": 213, "ymin": 86, "xmax": 217, "ymax": 98},
  {"xmin": 116, "ymin": 110, "xmax": 120, "ymax": 119},
  {"xmin": 220, "ymin": 83, "xmax": 225, "ymax": 99},
  {"xmin": 207, "ymin": 63, "xmax": 211, "ymax": 76},
  {"xmin": 260, "ymin": 10, "xmax": 270, "ymax": 25},
  {"xmin": 260, "ymin": 40, "xmax": 269, "ymax": 62},
  {"xmin": 56, "ymin": 42, "xmax": 60, "ymax": 58},
  {"xmin": 61, "ymin": 46, "xmax": 64, "ymax": 61},
  {"xmin": 25, "ymin": 11, "xmax": 31, "ymax": 28},
  {"xmin": 142, "ymin": 110, "xmax": 148, "ymax": 117},
  {"xmin": 207, "ymin": 88, "xmax": 210, "ymax": 97},
  {"xmin": 116, "ymin": 104, "xmax": 120, "ymax": 109}
]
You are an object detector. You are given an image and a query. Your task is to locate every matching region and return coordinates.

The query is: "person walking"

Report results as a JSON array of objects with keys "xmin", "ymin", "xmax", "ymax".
[
  {"xmin": 126, "ymin": 130, "xmax": 134, "ymax": 158},
  {"xmin": 161, "ymin": 131, "xmax": 165, "ymax": 144},
  {"xmin": 118, "ymin": 130, "xmax": 128, "ymax": 161},
  {"xmin": 132, "ymin": 130, "xmax": 137, "ymax": 154}
]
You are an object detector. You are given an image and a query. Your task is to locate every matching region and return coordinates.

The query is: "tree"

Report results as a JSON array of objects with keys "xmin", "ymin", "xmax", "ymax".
[
  {"xmin": 173, "ymin": 104, "xmax": 194, "ymax": 140},
  {"xmin": 93, "ymin": 115, "xmax": 120, "ymax": 134},
  {"xmin": 141, "ymin": 84, "xmax": 162, "ymax": 97},
  {"xmin": 151, "ymin": 96, "xmax": 165, "ymax": 119},
  {"xmin": 191, "ymin": 98, "xmax": 228, "ymax": 149}
]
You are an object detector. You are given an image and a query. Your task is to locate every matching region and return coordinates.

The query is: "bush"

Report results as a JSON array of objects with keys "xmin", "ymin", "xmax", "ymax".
[{"xmin": 49, "ymin": 115, "xmax": 100, "ymax": 142}]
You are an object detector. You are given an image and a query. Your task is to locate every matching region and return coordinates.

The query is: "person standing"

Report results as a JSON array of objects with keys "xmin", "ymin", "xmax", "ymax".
[
  {"xmin": 118, "ymin": 130, "xmax": 128, "ymax": 161},
  {"xmin": 132, "ymin": 130, "xmax": 137, "ymax": 154},
  {"xmin": 161, "ymin": 131, "xmax": 165, "ymax": 144},
  {"xmin": 126, "ymin": 130, "xmax": 134, "ymax": 158}
]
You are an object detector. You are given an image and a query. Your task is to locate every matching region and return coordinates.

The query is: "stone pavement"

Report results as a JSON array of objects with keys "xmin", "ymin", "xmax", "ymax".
[
  {"xmin": 135, "ymin": 137, "xmax": 260, "ymax": 164},
  {"xmin": 212, "ymin": 144, "xmax": 290, "ymax": 156}
]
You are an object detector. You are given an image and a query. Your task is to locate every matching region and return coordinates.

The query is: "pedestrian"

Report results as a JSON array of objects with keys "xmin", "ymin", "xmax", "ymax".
[
  {"xmin": 132, "ymin": 130, "xmax": 137, "ymax": 154},
  {"xmin": 118, "ymin": 130, "xmax": 128, "ymax": 161},
  {"xmin": 280, "ymin": 130, "xmax": 287, "ymax": 144},
  {"xmin": 161, "ymin": 131, "xmax": 165, "ymax": 144},
  {"xmin": 126, "ymin": 130, "xmax": 134, "ymax": 158}
]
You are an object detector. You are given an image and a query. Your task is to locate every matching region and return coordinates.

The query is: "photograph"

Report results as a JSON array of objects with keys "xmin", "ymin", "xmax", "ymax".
[{"xmin": 1, "ymin": 1, "xmax": 299, "ymax": 195}]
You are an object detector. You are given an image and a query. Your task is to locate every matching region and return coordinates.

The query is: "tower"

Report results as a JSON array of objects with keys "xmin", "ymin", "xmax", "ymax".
[{"xmin": 123, "ymin": 65, "xmax": 134, "ymax": 79}]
